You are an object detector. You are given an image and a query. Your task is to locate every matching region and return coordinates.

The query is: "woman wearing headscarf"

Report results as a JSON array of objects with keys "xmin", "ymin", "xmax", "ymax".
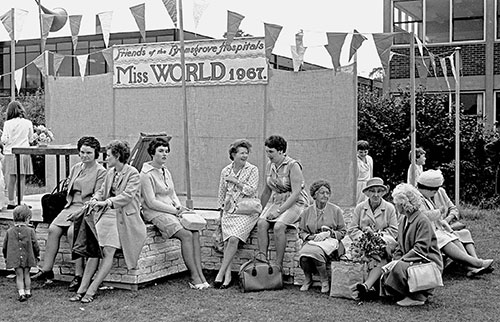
[
  {"xmin": 348, "ymin": 177, "xmax": 398, "ymax": 299},
  {"xmin": 298, "ymin": 180, "xmax": 346, "ymax": 294},
  {"xmin": 417, "ymin": 170, "xmax": 493, "ymax": 277}
]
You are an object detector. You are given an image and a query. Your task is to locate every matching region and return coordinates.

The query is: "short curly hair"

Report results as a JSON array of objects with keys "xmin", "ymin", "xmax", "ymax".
[
  {"xmin": 265, "ymin": 135, "xmax": 287, "ymax": 153},
  {"xmin": 228, "ymin": 139, "xmax": 252, "ymax": 161},
  {"xmin": 391, "ymin": 183, "xmax": 422, "ymax": 214},
  {"xmin": 147, "ymin": 138, "xmax": 171, "ymax": 158},
  {"xmin": 77, "ymin": 136, "xmax": 101, "ymax": 159},
  {"xmin": 13, "ymin": 204, "xmax": 31, "ymax": 222},
  {"xmin": 107, "ymin": 140, "xmax": 130, "ymax": 164},
  {"xmin": 310, "ymin": 180, "xmax": 331, "ymax": 198}
]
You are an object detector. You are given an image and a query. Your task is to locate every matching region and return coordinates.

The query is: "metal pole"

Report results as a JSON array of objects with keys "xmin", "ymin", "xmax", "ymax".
[
  {"xmin": 37, "ymin": 0, "xmax": 44, "ymax": 53},
  {"xmin": 10, "ymin": 8, "xmax": 15, "ymax": 102},
  {"xmin": 410, "ymin": 32, "xmax": 416, "ymax": 186},
  {"xmin": 177, "ymin": 0, "xmax": 193, "ymax": 209},
  {"xmin": 455, "ymin": 47, "xmax": 461, "ymax": 207}
]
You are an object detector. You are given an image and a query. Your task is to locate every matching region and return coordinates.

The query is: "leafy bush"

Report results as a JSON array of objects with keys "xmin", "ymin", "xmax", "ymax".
[{"xmin": 358, "ymin": 87, "xmax": 497, "ymax": 207}]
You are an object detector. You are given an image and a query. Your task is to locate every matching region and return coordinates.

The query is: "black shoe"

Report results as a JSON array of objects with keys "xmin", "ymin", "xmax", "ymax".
[
  {"xmin": 212, "ymin": 281, "xmax": 223, "ymax": 289},
  {"xmin": 220, "ymin": 279, "xmax": 233, "ymax": 289},
  {"xmin": 32, "ymin": 269, "xmax": 54, "ymax": 281},
  {"xmin": 18, "ymin": 294, "xmax": 28, "ymax": 302},
  {"xmin": 68, "ymin": 276, "xmax": 82, "ymax": 292},
  {"xmin": 356, "ymin": 283, "xmax": 369, "ymax": 299},
  {"xmin": 7, "ymin": 204, "xmax": 16, "ymax": 210}
]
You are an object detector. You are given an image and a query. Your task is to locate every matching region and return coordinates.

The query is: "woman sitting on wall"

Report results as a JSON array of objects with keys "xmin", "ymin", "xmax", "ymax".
[
  {"xmin": 70, "ymin": 140, "xmax": 147, "ymax": 303},
  {"xmin": 140, "ymin": 138, "xmax": 209, "ymax": 290},
  {"xmin": 34, "ymin": 136, "xmax": 106, "ymax": 292},
  {"xmin": 298, "ymin": 180, "xmax": 346, "ymax": 294}
]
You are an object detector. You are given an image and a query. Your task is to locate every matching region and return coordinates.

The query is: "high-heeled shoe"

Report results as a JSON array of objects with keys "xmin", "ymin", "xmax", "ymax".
[
  {"xmin": 69, "ymin": 293, "xmax": 85, "ymax": 302},
  {"xmin": 212, "ymin": 281, "xmax": 223, "ymax": 289},
  {"xmin": 188, "ymin": 282, "xmax": 205, "ymax": 290},
  {"xmin": 220, "ymin": 278, "xmax": 233, "ymax": 289},
  {"xmin": 80, "ymin": 293, "xmax": 97, "ymax": 303}
]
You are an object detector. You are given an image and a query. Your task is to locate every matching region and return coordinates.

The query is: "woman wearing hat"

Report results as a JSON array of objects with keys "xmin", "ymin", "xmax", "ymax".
[
  {"xmin": 213, "ymin": 139, "xmax": 260, "ymax": 289},
  {"xmin": 298, "ymin": 180, "xmax": 346, "ymax": 293},
  {"xmin": 417, "ymin": 170, "xmax": 493, "ymax": 277},
  {"xmin": 348, "ymin": 177, "xmax": 398, "ymax": 299}
]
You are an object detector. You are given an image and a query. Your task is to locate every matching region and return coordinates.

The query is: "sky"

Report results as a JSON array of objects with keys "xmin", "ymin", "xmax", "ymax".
[{"xmin": 0, "ymin": 0, "xmax": 384, "ymax": 76}]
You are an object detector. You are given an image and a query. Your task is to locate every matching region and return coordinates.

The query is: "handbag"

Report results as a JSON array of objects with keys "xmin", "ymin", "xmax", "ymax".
[
  {"xmin": 330, "ymin": 261, "xmax": 367, "ymax": 300},
  {"xmin": 212, "ymin": 209, "xmax": 225, "ymax": 253},
  {"xmin": 179, "ymin": 211, "xmax": 207, "ymax": 231},
  {"xmin": 41, "ymin": 179, "xmax": 69, "ymax": 224},
  {"xmin": 407, "ymin": 261, "xmax": 444, "ymax": 292},
  {"xmin": 234, "ymin": 198, "xmax": 262, "ymax": 215},
  {"xmin": 239, "ymin": 252, "xmax": 283, "ymax": 292}
]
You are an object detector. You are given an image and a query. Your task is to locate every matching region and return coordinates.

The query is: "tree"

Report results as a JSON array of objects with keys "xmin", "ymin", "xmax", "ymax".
[{"xmin": 368, "ymin": 67, "xmax": 385, "ymax": 81}]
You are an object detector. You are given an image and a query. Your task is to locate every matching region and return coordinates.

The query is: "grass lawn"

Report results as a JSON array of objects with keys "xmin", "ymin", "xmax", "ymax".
[{"xmin": 1, "ymin": 207, "xmax": 500, "ymax": 322}]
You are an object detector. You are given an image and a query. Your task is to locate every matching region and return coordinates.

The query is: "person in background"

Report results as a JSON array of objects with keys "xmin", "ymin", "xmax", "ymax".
[
  {"xmin": 213, "ymin": 139, "xmax": 260, "ymax": 289},
  {"xmin": 257, "ymin": 135, "xmax": 310, "ymax": 269},
  {"xmin": 140, "ymin": 138, "xmax": 209, "ymax": 290},
  {"xmin": 417, "ymin": 170, "xmax": 494, "ymax": 277},
  {"xmin": 0, "ymin": 142, "xmax": 6, "ymax": 209},
  {"xmin": 33, "ymin": 136, "xmax": 106, "ymax": 292},
  {"xmin": 348, "ymin": 177, "xmax": 398, "ymax": 299},
  {"xmin": 1, "ymin": 101, "xmax": 34, "ymax": 209},
  {"xmin": 2, "ymin": 204, "xmax": 40, "ymax": 302},
  {"xmin": 356, "ymin": 140, "xmax": 373, "ymax": 204},
  {"xmin": 298, "ymin": 180, "xmax": 346, "ymax": 294},
  {"xmin": 70, "ymin": 140, "xmax": 147, "ymax": 303},
  {"xmin": 381, "ymin": 183, "xmax": 443, "ymax": 307},
  {"xmin": 407, "ymin": 147, "xmax": 426, "ymax": 186}
]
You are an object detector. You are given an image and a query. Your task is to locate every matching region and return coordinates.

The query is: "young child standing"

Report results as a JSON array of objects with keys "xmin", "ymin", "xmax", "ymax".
[
  {"xmin": 2, "ymin": 204, "xmax": 40, "ymax": 302},
  {"xmin": 407, "ymin": 147, "xmax": 426, "ymax": 186}
]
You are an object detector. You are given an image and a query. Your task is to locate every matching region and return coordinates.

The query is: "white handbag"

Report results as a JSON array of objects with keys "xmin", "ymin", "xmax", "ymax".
[{"xmin": 179, "ymin": 211, "xmax": 207, "ymax": 231}]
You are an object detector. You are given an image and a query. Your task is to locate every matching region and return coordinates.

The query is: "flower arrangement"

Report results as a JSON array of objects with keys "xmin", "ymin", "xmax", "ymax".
[
  {"xmin": 33, "ymin": 125, "xmax": 54, "ymax": 146},
  {"xmin": 350, "ymin": 230, "xmax": 387, "ymax": 264}
]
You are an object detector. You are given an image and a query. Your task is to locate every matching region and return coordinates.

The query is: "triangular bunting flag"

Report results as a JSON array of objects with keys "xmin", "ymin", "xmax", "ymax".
[
  {"xmin": 226, "ymin": 11, "xmax": 244, "ymax": 45},
  {"xmin": 41, "ymin": 14, "xmax": 54, "ymax": 52},
  {"xmin": 372, "ymin": 33, "xmax": 394, "ymax": 78},
  {"xmin": 439, "ymin": 57, "xmax": 451, "ymax": 91},
  {"xmin": 193, "ymin": 0, "xmax": 210, "ymax": 30},
  {"xmin": 264, "ymin": 23, "xmax": 283, "ymax": 62},
  {"xmin": 77, "ymin": 54, "xmax": 88, "ymax": 81},
  {"xmin": 415, "ymin": 34, "xmax": 424, "ymax": 61},
  {"xmin": 53, "ymin": 53, "xmax": 65, "ymax": 76},
  {"xmin": 325, "ymin": 32, "xmax": 347, "ymax": 71},
  {"xmin": 429, "ymin": 52, "xmax": 438, "ymax": 78},
  {"xmin": 32, "ymin": 53, "xmax": 47, "ymax": 77},
  {"xmin": 96, "ymin": 11, "xmax": 113, "ymax": 48},
  {"xmin": 449, "ymin": 53, "xmax": 458, "ymax": 84},
  {"xmin": 14, "ymin": 8, "xmax": 28, "ymax": 41},
  {"xmin": 102, "ymin": 48, "xmax": 113, "ymax": 70},
  {"xmin": 14, "ymin": 68, "xmax": 23, "ymax": 94},
  {"xmin": 0, "ymin": 9, "xmax": 14, "ymax": 41},
  {"xmin": 130, "ymin": 3, "xmax": 146, "ymax": 42},
  {"xmin": 162, "ymin": 0, "xmax": 177, "ymax": 28},
  {"xmin": 69, "ymin": 15, "xmax": 82, "ymax": 52},
  {"xmin": 291, "ymin": 45, "xmax": 307, "ymax": 72},
  {"xmin": 349, "ymin": 29, "xmax": 367, "ymax": 62},
  {"xmin": 415, "ymin": 58, "xmax": 428, "ymax": 85}
]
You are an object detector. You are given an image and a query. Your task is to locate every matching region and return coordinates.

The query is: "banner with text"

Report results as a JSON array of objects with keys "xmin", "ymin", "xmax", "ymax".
[{"xmin": 113, "ymin": 37, "xmax": 268, "ymax": 88}]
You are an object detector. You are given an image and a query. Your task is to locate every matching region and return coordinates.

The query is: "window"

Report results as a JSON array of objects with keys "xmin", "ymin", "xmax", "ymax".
[
  {"xmin": 393, "ymin": 0, "xmax": 423, "ymax": 44},
  {"xmin": 452, "ymin": 0, "xmax": 484, "ymax": 41},
  {"xmin": 392, "ymin": 0, "xmax": 485, "ymax": 44},
  {"xmin": 450, "ymin": 92, "xmax": 484, "ymax": 116},
  {"xmin": 495, "ymin": 92, "xmax": 500, "ymax": 123}
]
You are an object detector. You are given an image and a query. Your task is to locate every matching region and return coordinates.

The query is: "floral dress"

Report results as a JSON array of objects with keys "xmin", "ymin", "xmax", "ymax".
[{"xmin": 218, "ymin": 161, "xmax": 259, "ymax": 242}]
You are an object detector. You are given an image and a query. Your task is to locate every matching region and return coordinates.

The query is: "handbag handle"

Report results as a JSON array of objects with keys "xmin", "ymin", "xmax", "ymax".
[
  {"xmin": 251, "ymin": 251, "xmax": 276, "ymax": 276},
  {"xmin": 413, "ymin": 250, "xmax": 432, "ymax": 263}
]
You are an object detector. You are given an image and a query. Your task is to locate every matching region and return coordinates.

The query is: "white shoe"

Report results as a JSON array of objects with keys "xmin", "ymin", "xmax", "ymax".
[{"xmin": 397, "ymin": 297, "xmax": 425, "ymax": 307}]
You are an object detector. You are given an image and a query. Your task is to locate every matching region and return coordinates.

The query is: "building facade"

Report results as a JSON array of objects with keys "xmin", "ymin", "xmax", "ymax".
[{"xmin": 384, "ymin": 0, "xmax": 499, "ymax": 124}]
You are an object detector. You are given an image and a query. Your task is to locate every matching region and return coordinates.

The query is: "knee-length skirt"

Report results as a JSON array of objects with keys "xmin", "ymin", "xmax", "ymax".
[
  {"xmin": 95, "ymin": 209, "xmax": 121, "ymax": 249},
  {"xmin": 221, "ymin": 211, "xmax": 259, "ymax": 243},
  {"xmin": 3, "ymin": 154, "xmax": 33, "ymax": 175},
  {"xmin": 51, "ymin": 202, "xmax": 84, "ymax": 227}
]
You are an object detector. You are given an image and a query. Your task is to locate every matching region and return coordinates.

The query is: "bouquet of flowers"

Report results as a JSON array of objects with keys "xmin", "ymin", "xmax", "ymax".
[
  {"xmin": 33, "ymin": 125, "xmax": 54, "ymax": 145},
  {"xmin": 350, "ymin": 230, "xmax": 387, "ymax": 265}
]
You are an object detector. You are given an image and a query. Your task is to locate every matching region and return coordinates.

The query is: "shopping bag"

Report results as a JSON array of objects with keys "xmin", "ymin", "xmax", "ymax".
[{"xmin": 330, "ymin": 261, "xmax": 367, "ymax": 300}]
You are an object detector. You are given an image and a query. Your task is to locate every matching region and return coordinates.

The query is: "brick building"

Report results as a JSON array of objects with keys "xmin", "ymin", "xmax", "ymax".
[{"xmin": 384, "ymin": 0, "xmax": 498, "ymax": 124}]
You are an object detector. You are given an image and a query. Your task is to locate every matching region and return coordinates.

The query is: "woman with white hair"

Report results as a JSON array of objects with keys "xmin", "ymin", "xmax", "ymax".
[
  {"xmin": 417, "ymin": 170, "xmax": 493, "ymax": 277},
  {"xmin": 381, "ymin": 183, "xmax": 443, "ymax": 306}
]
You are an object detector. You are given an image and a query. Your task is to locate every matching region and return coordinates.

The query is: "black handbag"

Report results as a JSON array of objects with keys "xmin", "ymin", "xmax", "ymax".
[
  {"xmin": 239, "ymin": 252, "xmax": 283, "ymax": 292},
  {"xmin": 41, "ymin": 179, "xmax": 69, "ymax": 224}
]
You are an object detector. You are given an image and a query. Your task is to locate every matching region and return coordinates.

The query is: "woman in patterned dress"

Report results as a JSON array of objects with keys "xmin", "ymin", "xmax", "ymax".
[
  {"xmin": 257, "ymin": 135, "xmax": 309, "ymax": 269},
  {"xmin": 213, "ymin": 139, "xmax": 259, "ymax": 289}
]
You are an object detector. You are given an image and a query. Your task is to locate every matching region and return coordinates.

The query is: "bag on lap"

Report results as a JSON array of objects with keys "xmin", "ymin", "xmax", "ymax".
[
  {"xmin": 239, "ymin": 252, "xmax": 283, "ymax": 292},
  {"xmin": 179, "ymin": 210, "xmax": 207, "ymax": 231}
]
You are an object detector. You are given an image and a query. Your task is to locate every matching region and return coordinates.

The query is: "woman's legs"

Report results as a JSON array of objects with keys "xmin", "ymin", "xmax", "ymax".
[
  {"xmin": 314, "ymin": 259, "xmax": 330, "ymax": 293},
  {"xmin": 463, "ymin": 243, "xmax": 478, "ymax": 258},
  {"xmin": 215, "ymin": 237, "xmax": 239, "ymax": 283},
  {"xmin": 84, "ymin": 247, "xmax": 116, "ymax": 296},
  {"xmin": 38, "ymin": 225, "xmax": 65, "ymax": 274},
  {"xmin": 7, "ymin": 174, "xmax": 25, "ymax": 203},
  {"xmin": 364, "ymin": 266, "xmax": 383, "ymax": 289},
  {"xmin": 273, "ymin": 222, "xmax": 287, "ymax": 267},
  {"xmin": 442, "ymin": 240, "xmax": 483, "ymax": 268},
  {"xmin": 76, "ymin": 257, "xmax": 99, "ymax": 294},
  {"xmin": 65, "ymin": 224, "xmax": 84, "ymax": 277},
  {"xmin": 191, "ymin": 231, "xmax": 207, "ymax": 284},
  {"xmin": 299, "ymin": 257, "xmax": 314, "ymax": 291},
  {"xmin": 257, "ymin": 218, "xmax": 271, "ymax": 257},
  {"xmin": 173, "ymin": 229, "xmax": 203, "ymax": 285}
]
